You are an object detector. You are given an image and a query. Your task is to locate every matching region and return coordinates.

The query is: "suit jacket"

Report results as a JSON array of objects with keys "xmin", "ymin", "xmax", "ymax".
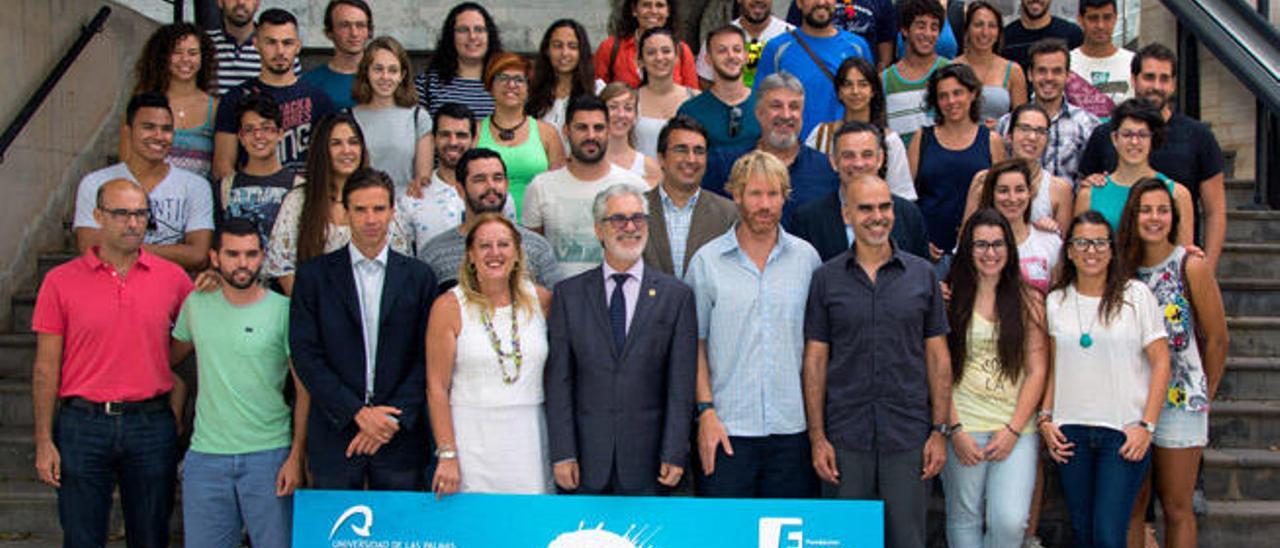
[
  {"xmin": 544, "ymin": 264, "xmax": 698, "ymax": 493},
  {"xmin": 289, "ymin": 246, "xmax": 439, "ymax": 473},
  {"xmin": 642, "ymin": 187, "xmax": 738, "ymax": 277},
  {"xmin": 788, "ymin": 190, "xmax": 931, "ymax": 262}
]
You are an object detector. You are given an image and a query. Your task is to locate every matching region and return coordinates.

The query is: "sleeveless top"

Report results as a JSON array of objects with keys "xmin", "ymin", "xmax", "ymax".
[
  {"xmin": 916, "ymin": 125, "xmax": 992, "ymax": 250},
  {"xmin": 1090, "ymin": 172, "xmax": 1174, "ymax": 230},
  {"xmin": 448, "ymin": 284, "xmax": 549, "ymax": 408},
  {"xmin": 1136, "ymin": 247, "xmax": 1208, "ymax": 412},
  {"xmin": 1030, "ymin": 169, "xmax": 1054, "ymax": 224},
  {"xmin": 978, "ymin": 62, "xmax": 1014, "ymax": 124},
  {"xmin": 954, "ymin": 313, "xmax": 1033, "ymax": 433},
  {"xmin": 476, "ymin": 116, "xmax": 549, "ymax": 222},
  {"xmin": 170, "ymin": 96, "xmax": 216, "ymax": 180},
  {"xmin": 883, "ymin": 57, "xmax": 949, "ymax": 142},
  {"xmin": 634, "ymin": 87, "xmax": 696, "ymax": 158}
]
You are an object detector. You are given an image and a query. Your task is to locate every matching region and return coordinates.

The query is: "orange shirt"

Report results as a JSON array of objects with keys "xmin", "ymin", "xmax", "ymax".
[{"xmin": 594, "ymin": 35, "xmax": 699, "ymax": 88}]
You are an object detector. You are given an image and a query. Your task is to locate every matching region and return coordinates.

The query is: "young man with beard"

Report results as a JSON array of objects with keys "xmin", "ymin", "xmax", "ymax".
[
  {"xmin": 686, "ymin": 151, "xmax": 822, "ymax": 499},
  {"xmin": 695, "ymin": 0, "xmax": 794, "ymax": 89},
  {"xmin": 171, "ymin": 218, "xmax": 308, "ymax": 548},
  {"xmin": 301, "ymin": 0, "xmax": 373, "ymax": 110},
  {"xmin": 754, "ymin": 0, "xmax": 871, "ymax": 139},
  {"xmin": 418, "ymin": 148, "xmax": 562, "ymax": 289},
  {"xmin": 1002, "ymin": 0, "xmax": 1084, "ymax": 71},
  {"xmin": 207, "ymin": 0, "xmax": 300, "ymax": 96},
  {"xmin": 786, "ymin": 0, "xmax": 898, "ymax": 70},
  {"xmin": 883, "ymin": 0, "xmax": 949, "ymax": 145},
  {"xmin": 1068, "ymin": 0, "xmax": 1135, "ymax": 119},
  {"xmin": 679, "ymin": 25, "xmax": 762, "ymax": 150},
  {"xmin": 523, "ymin": 96, "xmax": 648, "ymax": 277}
]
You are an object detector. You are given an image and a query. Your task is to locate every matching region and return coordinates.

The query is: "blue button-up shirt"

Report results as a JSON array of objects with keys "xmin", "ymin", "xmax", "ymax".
[
  {"xmin": 659, "ymin": 186, "xmax": 700, "ymax": 279},
  {"xmin": 684, "ymin": 225, "xmax": 822, "ymax": 437}
]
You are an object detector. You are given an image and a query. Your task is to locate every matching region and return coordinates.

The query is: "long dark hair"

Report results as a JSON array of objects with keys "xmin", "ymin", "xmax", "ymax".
[
  {"xmin": 612, "ymin": 0, "xmax": 679, "ymax": 38},
  {"xmin": 528, "ymin": 19, "xmax": 595, "ymax": 119},
  {"xmin": 1050, "ymin": 210, "xmax": 1129, "ymax": 325},
  {"xmin": 133, "ymin": 23, "xmax": 217, "ymax": 95},
  {"xmin": 947, "ymin": 209, "xmax": 1028, "ymax": 384},
  {"xmin": 1117, "ymin": 177, "xmax": 1180, "ymax": 278},
  {"xmin": 978, "ymin": 158, "xmax": 1035, "ymax": 224},
  {"xmin": 835, "ymin": 56, "xmax": 887, "ymax": 129},
  {"xmin": 297, "ymin": 113, "xmax": 368, "ymax": 263},
  {"xmin": 961, "ymin": 1, "xmax": 1005, "ymax": 55},
  {"xmin": 638, "ymin": 27, "xmax": 681, "ymax": 87},
  {"xmin": 429, "ymin": 2, "xmax": 503, "ymax": 85}
]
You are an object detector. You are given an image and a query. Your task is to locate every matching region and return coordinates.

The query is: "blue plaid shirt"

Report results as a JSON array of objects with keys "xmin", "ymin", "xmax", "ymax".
[
  {"xmin": 997, "ymin": 98, "xmax": 1099, "ymax": 185},
  {"xmin": 659, "ymin": 186, "xmax": 700, "ymax": 279}
]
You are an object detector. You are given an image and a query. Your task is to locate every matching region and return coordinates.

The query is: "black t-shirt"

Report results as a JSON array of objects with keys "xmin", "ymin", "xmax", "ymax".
[
  {"xmin": 1077, "ymin": 113, "xmax": 1224, "ymax": 206},
  {"xmin": 214, "ymin": 78, "xmax": 337, "ymax": 175},
  {"xmin": 1002, "ymin": 17, "xmax": 1084, "ymax": 70}
]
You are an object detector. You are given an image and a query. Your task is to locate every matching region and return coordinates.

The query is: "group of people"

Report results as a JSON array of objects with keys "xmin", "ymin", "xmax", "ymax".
[{"xmin": 30, "ymin": 0, "xmax": 1236, "ymax": 547}]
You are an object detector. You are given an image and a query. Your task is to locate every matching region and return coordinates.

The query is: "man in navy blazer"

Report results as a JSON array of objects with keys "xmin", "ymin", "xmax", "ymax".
[
  {"xmin": 544, "ymin": 183, "xmax": 698, "ymax": 495},
  {"xmin": 290, "ymin": 168, "xmax": 438, "ymax": 490}
]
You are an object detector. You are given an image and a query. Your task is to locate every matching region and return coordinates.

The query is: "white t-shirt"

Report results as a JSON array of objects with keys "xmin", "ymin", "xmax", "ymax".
[
  {"xmin": 521, "ymin": 164, "xmax": 648, "ymax": 277},
  {"xmin": 1018, "ymin": 227, "xmax": 1062, "ymax": 294},
  {"xmin": 73, "ymin": 162, "xmax": 214, "ymax": 245},
  {"xmin": 695, "ymin": 16, "xmax": 794, "ymax": 82},
  {"xmin": 1070, "ymin": 48, "xmax": 1135, "ymax": 107},
  {"xmin": 1048, "ymin": 280, "xmax": 1167, "ymax": 431}
]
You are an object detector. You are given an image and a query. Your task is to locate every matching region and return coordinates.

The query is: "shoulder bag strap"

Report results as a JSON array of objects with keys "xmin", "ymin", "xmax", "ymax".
[{"xmin": 788, "ymin": 30, "xmax": 836, "ymax": 84}]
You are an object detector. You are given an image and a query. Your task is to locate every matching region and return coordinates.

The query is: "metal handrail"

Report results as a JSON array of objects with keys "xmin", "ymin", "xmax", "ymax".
[{"xmin": 0, "ymin": 6, "xmax": 111, "ymax": 164}]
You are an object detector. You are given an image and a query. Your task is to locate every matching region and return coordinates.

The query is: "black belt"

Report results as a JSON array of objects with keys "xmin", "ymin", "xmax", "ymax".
[{"xmin": 62, "ymin": 395, "xmax": 169, "ymax": 415}]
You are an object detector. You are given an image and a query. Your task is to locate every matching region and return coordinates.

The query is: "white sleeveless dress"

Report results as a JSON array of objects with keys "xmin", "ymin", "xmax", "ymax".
[{"xmin": 449, "ymin": 284, "xmax": 552, "ymax": 494}]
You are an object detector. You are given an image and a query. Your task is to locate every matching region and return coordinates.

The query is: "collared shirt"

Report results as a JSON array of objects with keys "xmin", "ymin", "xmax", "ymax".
[
  {"xmin": 400, "ymin": 171, "xmax": 521, "ymax": 259},
  {"xmin": 997, "ymin": 99, "xmax": 1099, "ymax": 185},
  {"xmin": 31, "ymin": 248, "xmax": 193, "ymax": 402},
  {"xmin": 206, "ymin": 29, "xmax": 300, "ymax": 97},
  {"xmin": 685, "ymin": 225, "xmax": 821, "ymax": 437},
  {"xmin": 349, "ymin": 242, "xmax": 389, "ymax": 402},
  {"xmin": 803, "ymin": 245, "xmax": 949, "ymax": 452},
  {"xmin": 659, "ymin": 186, "xmax": 700, "ymax": 279},
  {"xmin": 602, "ymin": 258, "xmax": 645, "ymax": 334}
]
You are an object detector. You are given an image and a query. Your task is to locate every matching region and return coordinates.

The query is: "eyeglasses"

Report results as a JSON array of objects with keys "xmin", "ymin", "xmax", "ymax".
[
  {"xmin": 239, "ymin": 123, "xmax": 279, "ymax": 136},
  {"xmin": 454, "ymin": 25, "xmax": 488, "ymax": 36},
  {"xmin": 600, "ymin": 213, "xmax": 649, "ymax": 230},
  {"xmin": 493, "ymin": 73, "xmax": 527, "ymax": 86},
  {"xmin": 1117, "ymin": 130, "xmax": 1153, "ymax": 141},
  {"xmin": 668, "ymin": 144, "xmax": 707, "ymax": 157},
  {"xmin": 972, "ymin": 239, "xmax": 1007, "ymax": 253},
  {"xmin": 98, "ymin": 207, "xmax": 152, "ymax": 222},
  {"xmin": 728, "ymin": 106, "xmax": 743, "ymax": 138},
  {"xmin": 1069, "ymin": 238, "xmax": 1111, "ymax": 252},
  {"xmin": 1013, "ymin": 123, "xmax": 1049, "ymax": 137}
]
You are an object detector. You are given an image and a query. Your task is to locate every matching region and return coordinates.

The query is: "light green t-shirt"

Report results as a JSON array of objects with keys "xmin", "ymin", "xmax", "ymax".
[
  {"xmin": 172, "ymin": 290, "xmax": 292, "ymax": 454},
  {"xmin": 953, "ymin": 313, "xmax": 1034, "ymax": 433}
]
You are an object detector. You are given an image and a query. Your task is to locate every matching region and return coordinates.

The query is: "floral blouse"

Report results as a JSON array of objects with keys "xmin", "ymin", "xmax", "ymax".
[
  {"xmin": 1136, "ymin": 246, "xmax": 1209, "ymax": 412},
  {"xmin": 264, "ymin": 186, "xmax": 413, "ymax": 279}
]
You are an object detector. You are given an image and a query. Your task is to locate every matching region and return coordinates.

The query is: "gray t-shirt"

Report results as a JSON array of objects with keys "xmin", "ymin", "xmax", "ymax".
[
  {"xmin": 419, "ymin": 224, "xmax": 562, "ymax": 289},
  {"xmin": 73, "ymin": 162, "xmax": 215, "ymax": 244},
  {"xmin": 352, "ymin": 105, "xmax": 433, "ymax": 192}
]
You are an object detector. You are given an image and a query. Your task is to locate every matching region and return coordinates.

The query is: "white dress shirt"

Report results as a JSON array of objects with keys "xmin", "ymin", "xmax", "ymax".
[{"xmin": 350, "ymin": 242, "xmax": 389, "ymax": 402}]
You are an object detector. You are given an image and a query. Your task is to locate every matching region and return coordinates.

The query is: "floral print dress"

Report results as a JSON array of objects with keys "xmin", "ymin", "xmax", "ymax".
[{"xmin": 1136, "ymin": 246, "xmax": 1208, "ymax": 412}]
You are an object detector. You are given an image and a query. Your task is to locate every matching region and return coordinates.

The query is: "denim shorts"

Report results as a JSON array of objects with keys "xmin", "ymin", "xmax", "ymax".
[{"xmin": 1153, "ymin": 405, "xmax": 1208, "ymax": 449}]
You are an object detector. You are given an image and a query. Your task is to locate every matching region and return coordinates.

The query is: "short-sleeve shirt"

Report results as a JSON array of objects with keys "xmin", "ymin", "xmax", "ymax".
[
  {"xmin": 694, "ymin": 16, "xmax": 794, "ymax": 88},
  {"xmin": 1018, "ymin": 227, "xmax": 1063, "ymax": 294},
  {"xmin": 675, "ymin": 90, "xmax": 761, "ymax": 151},
  {"xmin": 594, "ymin": 35, "xmax": 699, "ymax": 89},
  {"xmin": 214, "ymin": 78, "xmax": 337, "ymax": 175},
  {"xmin": 1002, "ymin": 17, "xmax": 1084, "ymax": 71},
  {"xmin": 753, "ymin": 29, "xmax": 872, "ymax": 139},
  {"xmin": 420, "ymin": 224, "xmax": 563, "ymax": 289},
  {"xmin": 207, "ymin": 29, "xmax": 301, "ymax": 97},
  {"xmin": 172, "ymin": 290, "xmax": 292, "ymax": 455},
  {"xmin": 32, "ymin": 250, "xmax": 193, "ymax": 401},
  {"xmin": 1068, "ymin": 48, "xmax": 1136, "ymax": 119},
  {"xmin": 786, "ymin": 0, "xmax": 897, "ymax": 62},
  {"xmin": 353, "ymin": 105, "xmax": 433, "ymax": 192},
  {"xmin": 300, "ymin": 64, "xmax": 357, "ymax": 110},
  {"xmin": 73, "ymin": 163, "xmax": 215, "ymax": 244},
  {"xmin": 1077, "ymin": 113, "xmax": 1223, "ymax": 210},
  {"xmin": 217, "ymin": 169, "xmax": 297, "ymax": 248},
  {"xmin": 996, "ymin": 99, "xmax": 1099, "ymax": 185},
  {"xmin": 803, "ymin": 246, "xmax": 949, "ymax": 452},
  {"xmin": 521, "ymin": 165, "xmax": 648, "ymax": 278},
  {"xmin": 414, "ymin": 69, "xmax": 494, "ymax": 119}
]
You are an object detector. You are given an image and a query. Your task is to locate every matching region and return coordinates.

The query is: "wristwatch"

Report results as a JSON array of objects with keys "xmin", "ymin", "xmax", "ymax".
[
  {"xmin": 933, "ymin": 423, "xmax": 961, "ymax": 437},
  {"xmin": 695, "ymin": 401, "xmax": 715, "ymax": 418},
  {"xmin": 1138, "ymin": 421, "xmax": 1156, "ymax": 434},
  {"xmin": 434, "ymin": 444, "xmax": 458, "ymax": 459}
]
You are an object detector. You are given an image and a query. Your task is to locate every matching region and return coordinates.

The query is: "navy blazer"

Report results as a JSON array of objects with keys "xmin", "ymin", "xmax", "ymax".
[
  {"xmin": 544, "ymin": 264, "xmax": 698, "ymax": 493},
  {"xmin": 289, "ymin": 246, "xmax": 438, "ymax": 472},
  {"xmin": 788, "ymin": 190, "xmax": 931, "ymax": 262}
]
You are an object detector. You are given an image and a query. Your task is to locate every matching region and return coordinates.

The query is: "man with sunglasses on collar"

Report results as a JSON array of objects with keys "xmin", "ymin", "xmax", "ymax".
[{"xmin": 678, "ymin": 24, "xmax": 761, "ymax": 151}]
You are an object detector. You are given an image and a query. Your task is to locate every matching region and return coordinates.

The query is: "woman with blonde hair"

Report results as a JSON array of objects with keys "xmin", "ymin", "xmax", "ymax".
[{"xmin": 352, "ymin": 36, "xmax": 434, "ymax": 193}]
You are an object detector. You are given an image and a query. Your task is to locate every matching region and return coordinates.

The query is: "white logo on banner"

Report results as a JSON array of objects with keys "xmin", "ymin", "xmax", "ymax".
[
  {"xmin": 547, "ymin": 521, "xmax": 655, "ymax": 547},
  {"xmin": 329, "ymin": 505, "xmax": 374, "ymax": 539},
  {"xmin": 759, "ymin": 517, "xmax": 803, "ymax": 548}
]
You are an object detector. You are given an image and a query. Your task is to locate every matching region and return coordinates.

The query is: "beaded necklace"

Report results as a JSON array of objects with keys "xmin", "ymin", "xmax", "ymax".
[{"xmin": 480, "ymin": 304, "xmax": 523, "ymax": 383}]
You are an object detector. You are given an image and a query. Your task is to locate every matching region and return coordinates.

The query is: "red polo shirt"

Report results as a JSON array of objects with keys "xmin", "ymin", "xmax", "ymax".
[{"xmin": 31, "ymin": 248, "xmax": 192, "ymax": 402}]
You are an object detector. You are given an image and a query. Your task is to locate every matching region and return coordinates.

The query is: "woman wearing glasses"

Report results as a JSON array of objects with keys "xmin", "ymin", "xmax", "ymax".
[
  {"xmin": 415, "ymin": 3, "xmax": 502, "ymax": 119},
  {"xmin": 1117, "ymin": 178, "xmax": 1228, "ymax": 548},
  {"xmin": 964, "ymin": 103, "xmax": 1074, "ymax": 236},
  {"xmin": 600, "ymin": 82, "xmax": 661, "ymax": 187},
  {"xmin": 1039, "ymin": 210, "xmax": 1171, "ymax": 548},
  {"xmin": 476, "ymin": 53, "xmax": 566, "ymax": 222}
]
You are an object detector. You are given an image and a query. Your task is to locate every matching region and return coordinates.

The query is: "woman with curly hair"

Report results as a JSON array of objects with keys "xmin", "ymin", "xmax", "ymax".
[
  {"xmin": 127, "ymin": 22, "xmax": 218, "ymax": 179},
  {"xmin": 527, "ymin": 19, "xmax": 603, "ymax": 132},
  {"xmin": 415, "ymin": 2, "xmax": 503, "ymax": 119}
]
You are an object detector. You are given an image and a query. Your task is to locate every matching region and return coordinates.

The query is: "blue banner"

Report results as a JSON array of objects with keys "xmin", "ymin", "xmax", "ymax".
[{"xmin": 294, "ymin": 489, "xmax": 883, "ymax": 547}]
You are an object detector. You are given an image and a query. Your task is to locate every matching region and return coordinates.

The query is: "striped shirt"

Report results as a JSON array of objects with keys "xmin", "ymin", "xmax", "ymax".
[
  {"xmin": 207, "ymin": 29, "xmax": 300, "ymax": 97},
  {"xmin": 659, "ymin": 186, "xmax": 699, "ymax": 279},
  {"xmin": 414, "ymin": 69, "xmax": 494, "ymax": 119},
  {"xmin": 882, "ymin": 57, "xmax": 949, "ymax": 145}
]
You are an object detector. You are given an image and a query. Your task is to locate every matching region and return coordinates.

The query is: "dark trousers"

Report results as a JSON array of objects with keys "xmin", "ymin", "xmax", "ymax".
[
  {"xmin": 56, "ymin": 404, "xmax": 177, "ymax": 548},
  {"xmin": 1056, "ymin": 425, "xmax": 1152, "ymax": 548},
  {"xmin": 696, "ymin": 432, "xmax": 818, "ymax": 498},
  {"xmin": 826, "ymin": 446, "xmax": 929, "ymax": 548},
  {"xmin": 310, "ymin": 453, "xmax": 424, "ymax": 491},
  {"xmin": 576, "ymin": 461, "xmax": 660, "ymax": 496}
]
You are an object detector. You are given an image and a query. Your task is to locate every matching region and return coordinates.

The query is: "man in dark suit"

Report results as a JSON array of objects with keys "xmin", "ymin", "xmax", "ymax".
[
  {"xmin": 545, "ymin": 183, "xmax": 698, "ymax": 495},
  {"xmin": 643, "ymin": 116, "xmax": 737, "ymax": 279},
  {"xmin": 290, "ymin": 168, "xmax": 438, "ymax": 490},
  {"xmin": 790, "ymin": 121, "xmax": 930, "ymax": 261}
]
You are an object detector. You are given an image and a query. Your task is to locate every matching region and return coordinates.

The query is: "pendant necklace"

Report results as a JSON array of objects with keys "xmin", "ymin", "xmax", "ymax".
[
  {"xmin": 1074, "ymin": 288, "xmax": 1097, "ymax": 348},
  {"xmin": 481, "ymin": 305, "xmax": 523, "ymax": 384},
  {"xmin": 491, "ymin": 116, "xmax": 527, "ymax": 141}
]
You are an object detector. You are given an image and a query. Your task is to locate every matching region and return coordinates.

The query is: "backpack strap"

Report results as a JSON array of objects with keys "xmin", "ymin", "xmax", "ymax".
[{"xmin": 788, "ymin": 30, "xmax": 836, "ymax": 84}]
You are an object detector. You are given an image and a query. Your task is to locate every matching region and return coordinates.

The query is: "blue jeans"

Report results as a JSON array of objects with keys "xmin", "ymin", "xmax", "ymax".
[
  {"xmin": 941, "ymin": 432, "xmax": 1039, "ymax": 548},
  {"xmin": 182, "ymin": 447, "xmax": 293, "ymax": 548},
  {"xmin": 1055, "ymin": 425, "xmax": 1151, "ymax": 548},
  {"xmin": 55, "ymin": 404, "xmax": 177, "ymax": 548},
  {"xmin": 696, "ymin": 432, "xmax": 818, "ymax": 498}
]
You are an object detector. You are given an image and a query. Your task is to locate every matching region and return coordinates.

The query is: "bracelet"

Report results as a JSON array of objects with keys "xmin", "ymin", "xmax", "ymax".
[
  {"xmin": 1036, "ymin": 410, "xmax": 1053, "ymax": 424},
  {"xmin": 434, "ymin": 444, "xmax": 457, "ymax": 458},
  {"xmin": 1004, "ymin": 423, "xmax": 1019, "ymax": 436}
]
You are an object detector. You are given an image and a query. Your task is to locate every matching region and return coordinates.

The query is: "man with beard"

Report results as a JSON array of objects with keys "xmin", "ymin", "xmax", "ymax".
[
  {"xmin": 170, "ymin": 217, "xmax": 308, "ymax": 547},
  {"xmin": 703, "ymin": 73, "xmax": 840, "ymax": 218},
  {"xmin": 695, "ymin": 0, "xmax": 794, "ymax": 89},
  {"xmin": 803, "ymin": 174, "xmax": 951, "ymax": 548},
  {"xmin": 207, "ymin": 0, "xmax": 300, "ymax": 96},
  {"xmin": 523, "ymin": 95, "xmax": 648, "ymax": 277},
  {"xmin": 544, "ymin": 183, "xmax": 698, "ymax": 495},
  {"xmin": 686, "ymin": 151, "xmax": 822, "ymax": 499},
  {"xmin": 753, "ymin": 0, "xmax": 871, "ymax": 139},
  {"xmin": 1078, "ymin": 43, "xmax": 1226, "ymax": 268},
  {"xmin": 785, "ymin": 0, "xmax": 898, "ymax": 70},
  {"xmin": 883, "ymin": 0, "xmax": 950, "ymax": 145},
  {"xmin": 301, "ymin": 0, "xmax": 373, "ymax": 110},
  {"xmin": 1002, "ymin": 0, "xmax": 1083, "ymax": 72},
  {"xmin": 679, "ymin": 25, "xmax": 763, "ymax": 150},
  {"xmin": 418, "ymin": 148, "xmax": 562, "ymax": 289},
  {"xmin": 212, "ymin": 8, "xmax": 336, "ymax": 180}
]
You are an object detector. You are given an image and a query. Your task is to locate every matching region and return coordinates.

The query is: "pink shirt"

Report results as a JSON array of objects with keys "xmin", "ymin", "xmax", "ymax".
[{"xmin": 32, "ymin": 249, "xmax": 193, "ymax": 401}]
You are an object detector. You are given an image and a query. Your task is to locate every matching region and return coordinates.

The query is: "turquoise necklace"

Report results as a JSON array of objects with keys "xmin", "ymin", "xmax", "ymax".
[{"xmin": 1074, "ymin": 288, "xmax": 1097, "ymax": 348}]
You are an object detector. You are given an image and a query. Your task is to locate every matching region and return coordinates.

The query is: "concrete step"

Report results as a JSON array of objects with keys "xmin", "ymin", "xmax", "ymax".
[
  {"xmin": 0, "ymin": 481, "xmax": 122, "ymax": 538},
  {"xmin": 1226, "ymin": 178, "xmax": 1258, "ymax": 208},
  {"xmin": 1210, "ymin": 400, "xmax": 1280, "ymax": 448},
  {"xmin": 1198, "ymin": 500, "xmax": 1280, "ymax": 546},
  {"xmin": 0, "ymin": 381, "xmax": 30, "ymax": 428},
  {"xmin": 1218, "ymin": 357, "xmax": 1280, "ymax": 401},
  {"xmin": 0, "ymin": 427, "xmax": 33, "ymax": 482},
  {"xmin": 1203, "ymin": 448, "xmax": 1280, "ymax": 501},
  {"xmin": 1218, "ymin": 242, "xmax": 1280, "ymax": 278},
  {"xmin": 34, "ymin": 252, "xmax": 76, "ymax": 291},
  {"xmin": 1227, "ymin": 316, "xmax": 1280, "ymax": 357},
  {"xmin": 0, "ymin": 334, "xmax": 33, "ymax": 381},
  {"xmin": 9, "ymin": 292, "xmax": 33, "ymax": 335},
  {"xmin": 1220, "ymin": 278, "xmax": 1280, "ymax": 317},
  {"xmin": 1226, "ymin": 209, "xmax": 1280, "ymax": 242}
]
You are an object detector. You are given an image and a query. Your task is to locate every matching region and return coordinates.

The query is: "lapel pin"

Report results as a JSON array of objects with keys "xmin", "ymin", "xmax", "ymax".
[{"xmin": 648, "ymin": 288, "xmax": 656, "ymax": 297}]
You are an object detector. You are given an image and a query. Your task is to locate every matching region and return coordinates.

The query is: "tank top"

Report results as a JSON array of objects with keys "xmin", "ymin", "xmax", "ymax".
[
  {"xmin": 448, "ymin": 284, "xmax": 548, "ymax": 408},
  {"xmin": 953, "ymin": 313, "xmax": 1031, "ymax": 433},
  {"xmin": 1090, "ymin": 172, "xmax": 1174, "ymax": 230},
  {"xmin": 916, "ymin": 125, "xmax": 992, "ymax": 250},
  {"xmin": 170, "ymin": 96, "xmax": 215, "ymax": 180},
  {"xmin": 1030, "ymin": 169, "xmax": 1054, "ymax": 224},
  {"xmin": 476, "ymin": 116, "xmax": 549, "ymax": 222},
  {"xmin": 1136, "ymin": 247, "xmax": 1208, "ymax": 412},
  {"xmin": 977, "ymin": 62, "xmax": 1014, "ymax": 124}
]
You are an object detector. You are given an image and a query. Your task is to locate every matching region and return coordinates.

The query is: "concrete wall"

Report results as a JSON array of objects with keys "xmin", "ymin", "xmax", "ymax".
[{"xmin": 0, "ymin": 1, "xmax": 158, "ymax": 323}]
